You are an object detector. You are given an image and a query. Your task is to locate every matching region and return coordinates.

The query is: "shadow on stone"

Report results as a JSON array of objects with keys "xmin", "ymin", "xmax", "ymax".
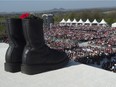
[{"xmin": 66, "ymin": 60, "xmax": 81, "ymax": 67}]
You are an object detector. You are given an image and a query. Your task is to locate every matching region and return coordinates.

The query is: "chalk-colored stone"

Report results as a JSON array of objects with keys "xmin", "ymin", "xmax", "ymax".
[{"xmin": 0, "ymin": 43, "xmax": 116, "ymax": 87}]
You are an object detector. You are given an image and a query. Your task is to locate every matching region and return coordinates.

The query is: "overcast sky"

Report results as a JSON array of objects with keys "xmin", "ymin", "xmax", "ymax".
[{"xmin": 0, "ymin": 0, "xmax": 116, "ymax": 12}]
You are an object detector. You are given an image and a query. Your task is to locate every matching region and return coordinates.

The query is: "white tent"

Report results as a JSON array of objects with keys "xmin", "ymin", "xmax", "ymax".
[
  {"xmin": 84, "ymin": 19, "xmax": 91, "ymax": 26},
  {"xmin": 66, "ymin": 19, "xmax": 72, "ymax": 26},
  {"xmin": 60, "ymin": 19, "xmax": 66, "ymax": 23},
  {"xmin": 59, "ymin": 19, "xmax": 66, "ymax": 26},
  {"xmin": 99, "ymin": 19, "xmax": 107, "ymax": 27},
  {"xmin": 72, "ymin": 18, "xmax": 78, "ymax": 23},
  {"xmin": 78, "ymin": 19, "xmax": 84, "ymax": 25},
  {"xmin": 92, "ymin": 19, "xmax": 99, "ymax": 25},
  {"xmin": 72, "ymin": 18, "xmax": 78, "ymax": 26},
  {"xmin": 112, "ymin": 22, "xmax": 116, "ymax": 28},
  {"xmin": 66, "ymin": 19, "xmax": 72, "ymax": 23}
]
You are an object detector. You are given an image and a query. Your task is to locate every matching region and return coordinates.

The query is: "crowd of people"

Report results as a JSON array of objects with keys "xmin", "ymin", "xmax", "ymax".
[
  {"xmin": 2, "ymin": 24, "xmax": 116, "ymax": 72},
  {"xmin": 44, "ymin": 25, "xmax": 116, "ymax": 72},
  {"xmin": 0, "ymin": 35, "xmax": 8, "ymax": 43}
]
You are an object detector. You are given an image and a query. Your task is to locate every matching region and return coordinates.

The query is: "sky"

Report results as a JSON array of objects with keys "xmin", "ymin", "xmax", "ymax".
[{"xmin": 0, "ymin": 0, "xmax": 116, "ymax": 12}]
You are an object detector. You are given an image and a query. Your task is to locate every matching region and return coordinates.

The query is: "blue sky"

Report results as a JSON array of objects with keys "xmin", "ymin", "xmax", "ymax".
[{"xmin": 0, "ymin": 0, "xmax": 116, "ymax": 12}]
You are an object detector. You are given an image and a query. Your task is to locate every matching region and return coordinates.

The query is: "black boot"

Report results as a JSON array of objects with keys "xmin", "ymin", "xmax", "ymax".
[
  {"xmin": 5, "ymin": 18, "xmax": 26, "ymax": 72},
  {"xmin": 21, "ymin": 18, "xmax": 69, "ymax": 75}
]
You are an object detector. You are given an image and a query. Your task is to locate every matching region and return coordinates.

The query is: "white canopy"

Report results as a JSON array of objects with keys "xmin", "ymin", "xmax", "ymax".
[
  {"xmin": 112, "ymin": 22, "xmax": 116, "ymax": 27},
  {"xmin": 78, "ymin": 19, "xmax": 84, "ymax": 24},
  {"xmin": 60, "ymin": 19, "xmax": 66, "ymax": 23},
  {"xmin": 99, "ymin": 19, "xmax": 107, "ymax": 25},
  {"xmin": 66, "ymin": 19, "xmax": 72, "ymax": 26},
  {"xmin": 59, "ymin": 19, "xmax": 66, "ymax": 26},
  {"xmin": 92, "ymin": 19, "xmax": 99, "ymax": 24},
  {"xmin": 72, "ymin": 18, "xmax": 78, "ymax": 23},
  {"xmin": 84, "ymin": 19, "xmax": 91, "ymax": 24},
  {"xmin": 66, "ymin": 19, "xmax": 72, "ymax": 23}
]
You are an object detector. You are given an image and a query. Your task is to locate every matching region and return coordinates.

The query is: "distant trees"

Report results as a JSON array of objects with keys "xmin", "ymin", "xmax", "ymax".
[
  {"xmin": 0, "ymin": 17, "xmax": 6, "ymax": 40},
  {"xmin": 54, "ymin": 10, "xmax": 116, "ymax": 25},
  {"xmin": 0, "ymin": 25, "xmax": 6, "ymax": 41}
]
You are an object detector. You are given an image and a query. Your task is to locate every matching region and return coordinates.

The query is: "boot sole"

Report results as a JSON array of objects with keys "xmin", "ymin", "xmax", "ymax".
[
  {"xmin": 4, "ymin": 63, "xmax": 21, "ymax": 73},
  {"xmin": 21, "ymin": 58, "xmax": 69, "ymax": 75}
]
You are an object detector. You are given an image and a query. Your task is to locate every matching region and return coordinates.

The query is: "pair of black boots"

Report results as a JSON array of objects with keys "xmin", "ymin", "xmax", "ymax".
[{"xmin": 4, "ymin": 18, "xmax": 69, "ymax": 75}]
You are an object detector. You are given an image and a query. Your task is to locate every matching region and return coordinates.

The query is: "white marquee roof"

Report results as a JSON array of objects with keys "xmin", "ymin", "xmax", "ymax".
[
  {"xmin": 92, "ymin": 19, "xmax": 99, "ymax": 24},
  {"xmin": 72, "ymin": 18, "xmax": 78, "ymax": 23},
  {"xmin": 60, "ymin": 19, "xmax": 66, "ymax": 23},
  {"xmin": 112, "ymin": 22, "xmax": 116, "ymax": 27},
  {"xmin": 59, "ymin": 18, "xmax": 108, "ymax": 26},
  {"xmin": 78, "ymin": 19, "xmax": 84, "ymax": 23},
  {"xmin": 99, "ymin": 19, "xmax": 107, "ymax": 24},
  {"xmin": 84, "ymin": 19, "xmax": 91, "ymax": 24},
  {"xmin": 66, "ymin": 19, "xmax": 72, "ymax": 23}
]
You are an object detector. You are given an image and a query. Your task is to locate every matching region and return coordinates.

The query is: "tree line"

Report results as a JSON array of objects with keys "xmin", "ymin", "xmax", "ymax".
[{"xmin": 54, "ymin": 10, "xmax": 116, "ymax": 25}]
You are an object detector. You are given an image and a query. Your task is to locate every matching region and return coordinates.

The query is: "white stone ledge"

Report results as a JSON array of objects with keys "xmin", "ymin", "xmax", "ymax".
[{"xmin": 0, "ymin": 43, "xmax": 116, "ymax": 87}]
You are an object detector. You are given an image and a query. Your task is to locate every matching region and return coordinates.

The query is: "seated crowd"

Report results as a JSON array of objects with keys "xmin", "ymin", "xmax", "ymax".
[{"xmin": 44, "ymin": 25, "xmax": 116, "ymax": 72}]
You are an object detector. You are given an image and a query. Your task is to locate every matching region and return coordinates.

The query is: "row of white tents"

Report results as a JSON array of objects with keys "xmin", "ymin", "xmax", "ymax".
[{"xmin": 59, "ymin": 18, "xmax": 108, "ymax": 27}]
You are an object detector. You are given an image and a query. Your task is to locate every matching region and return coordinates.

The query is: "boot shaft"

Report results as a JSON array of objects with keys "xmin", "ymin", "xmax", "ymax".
[
  {"xmin": 5, "ymin": 18, "xmax": 26, "ymax": 64},
  {"xmin": 6, "ymin": 18, "xmax": 26, "ymax": 46},
  {"xmin": 22, "ymin": 18, "xmax": 45, "ymax": 48}
]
